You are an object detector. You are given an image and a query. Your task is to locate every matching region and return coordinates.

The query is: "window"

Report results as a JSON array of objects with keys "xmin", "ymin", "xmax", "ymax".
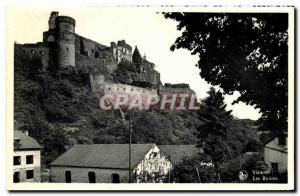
[
  {"xmin": 13, "ymin": 172, "xmax": 20, "ymax": 183},
  {"xmin": 66, "ymin": 47, "xmax": 69, "ymax": 51},
  {"xmin": 88, "ymin": 172, "xmax": 96, "ymax": 183},
  {"xmin": 26, "ymin": 155, "xmax": 33, "ymax": 164},
  {"xmin": 31, "ymin": 50, "xmax": 35, "ymax": 54},
  {"xmin": 26, "ymin": 170, "xmax": 34, "ymax": 179},
  {"xmin": 65, "ymin": 170, "xmax": 71, "ymax": 183},
  {"xmin": 13, "ymin": 156, "xmax": 21, "ymax": 166},
  {"xmin": 111, "ymin": 173, "xmax": 120, "ymax": 183}
]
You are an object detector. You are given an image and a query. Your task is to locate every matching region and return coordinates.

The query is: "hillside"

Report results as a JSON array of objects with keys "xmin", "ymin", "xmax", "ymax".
[
  {"xmin": 14, "ymin": 55, "xmax": 260, "ymax": 166},
  {"xmin": 14, "ymin": 55, "xmax": 203, "ymax": 165}
]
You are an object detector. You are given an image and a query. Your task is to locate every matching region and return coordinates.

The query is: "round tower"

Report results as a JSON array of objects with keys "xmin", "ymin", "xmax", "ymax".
[{"xmin": 56, "ymin": 16, "xmax": 76, "ymax": 67}]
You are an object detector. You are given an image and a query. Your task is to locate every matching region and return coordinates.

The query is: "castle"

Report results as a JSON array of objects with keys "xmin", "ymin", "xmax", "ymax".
[{"xmin": 14, "ymin": 11, "xmax": 196, "ymax": 107}]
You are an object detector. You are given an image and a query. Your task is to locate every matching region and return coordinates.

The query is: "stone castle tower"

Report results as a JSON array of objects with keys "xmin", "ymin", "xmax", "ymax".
[{"xmin": 43, "ymin": 11, "xmax": 76, "ymax": 67}]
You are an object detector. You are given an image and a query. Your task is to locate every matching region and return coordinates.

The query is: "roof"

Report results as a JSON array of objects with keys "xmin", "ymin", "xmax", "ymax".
[
  {"xmin": 158, "ymin": 145, "xmax": 202, "ymax": 165},
  {"xmin": 50, "ymin": 144, "xmax": 155, "ymax": 169},
  {"xmin": 265, "ymin": 137, "xmax": 287, "ymax": 153},
  {"xmin": 14, "ymin": 131, "xmax": 41, "ymax": 150}
]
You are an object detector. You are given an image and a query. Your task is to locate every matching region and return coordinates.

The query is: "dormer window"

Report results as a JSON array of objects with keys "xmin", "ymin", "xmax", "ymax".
[{"xmin": 14, "ymin": 138, "xmax": 21, "ymax": 149}]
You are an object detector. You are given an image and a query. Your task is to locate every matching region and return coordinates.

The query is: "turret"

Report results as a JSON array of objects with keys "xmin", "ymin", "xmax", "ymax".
[{"xmin": 56, "ymin": 16, "xmax": 76, "ymax": 67}]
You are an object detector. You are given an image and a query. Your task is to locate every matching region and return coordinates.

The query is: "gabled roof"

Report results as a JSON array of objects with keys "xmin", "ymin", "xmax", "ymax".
[
  {"xmin": 265, "ymin": 137, "xmax": 287, "ymax": 153},
  {"xmin": 50, "ymin": 144, "xmax": 155, "ymax": 169},
  {"xmin": 14, "ymin": 131, "xmax": 41, "ymax": 150},
  {"xmin": 158, "ymin": 145, "xmax": 202, "ymax": 165}
]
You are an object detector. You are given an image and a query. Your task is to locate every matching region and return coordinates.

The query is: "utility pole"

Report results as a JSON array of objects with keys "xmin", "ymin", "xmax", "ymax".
[
  {"xmin": 119, "ymin": 108, "xmax": 133, "ymax": 183},
  {"xmin": 128, "ymin": 113, "xmax": 133, "ymax": 183}
]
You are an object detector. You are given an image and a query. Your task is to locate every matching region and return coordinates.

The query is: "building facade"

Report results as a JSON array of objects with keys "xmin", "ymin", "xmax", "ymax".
[
  {"xmin": 50, "ymin": 144, "xmax": 172, "ymax": 183},
  {"xmin": 264, "ymin": 134, "xmax": 287, "ymax": 175},
  {"xmin": 13, "ymin": 131, "xmax": 41, "ymax": 183}
]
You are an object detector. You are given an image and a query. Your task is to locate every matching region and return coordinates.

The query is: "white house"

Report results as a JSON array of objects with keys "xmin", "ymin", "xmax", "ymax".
[
  {"xmin": 264, "ymin": 134, "xmax": 287, "ymax": 175},
  {"xmin": 13, "ymin": 131, "xmax": 41, "ymax": 183}
]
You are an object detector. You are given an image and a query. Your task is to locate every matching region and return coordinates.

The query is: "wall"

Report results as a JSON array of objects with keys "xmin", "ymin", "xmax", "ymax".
[
  {"xmin": 111, "ymin": 40, "xmax": 132, "ymax": 63},
  {"xmin": 50, "ymin": 145, "xmax": 172, "ymax": 183},
  {"xmin": 50, "ymin": 166, "xmax": 129, "ymax": 183},
  {"xmin": 56, "ymin": 20, "xmax": 75, "ymax": 67},
  {"xmin": 13, "ymin": 150, "xmax": 41, "ymax": 182},
  {"xmin": 264, "ymin": 147, "xmax": 287, "ymax": 174},
  {"xmin": 14, "ymin": 43, "xmax": 50, "ymax": 71}
]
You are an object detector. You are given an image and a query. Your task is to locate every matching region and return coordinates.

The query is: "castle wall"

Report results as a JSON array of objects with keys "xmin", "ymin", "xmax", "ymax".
[
  {"xmin": 75, "ymin": 35, "xmax": 109, "ymax": 58},
  {"xmin": 76, "ymin": 54, "xmax": 117, "ymax": 74},
  {"xmin": 14, "ymin": 43, "xmax": 50, "ymax": 70},
  {"xmin": 111, "ymin": 40, "xmax": 132, "ymax": 63}
]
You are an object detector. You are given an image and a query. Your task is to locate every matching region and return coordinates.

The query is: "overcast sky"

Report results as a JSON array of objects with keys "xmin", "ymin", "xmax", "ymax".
[{"xmin": 8, "ymin": 7, "xmax": 261, "ymax": 120}]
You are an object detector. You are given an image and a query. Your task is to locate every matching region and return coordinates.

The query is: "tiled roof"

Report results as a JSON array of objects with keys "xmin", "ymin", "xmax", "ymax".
[
  {"xmin": 50, "ymin": 144, "xmax": 155, "ymax": 169},
  {"xmin": 14, "ymin": 131, "xmax": 41, "ymax": 150},
  {"xmin": 158, "ymin": 145, "xmax": 202, "ymax": 165}
]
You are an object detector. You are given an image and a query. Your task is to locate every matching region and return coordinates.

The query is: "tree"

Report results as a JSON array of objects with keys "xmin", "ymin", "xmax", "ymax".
[
  {"xmin": 171, "ymin": 155, "xmax": 217, "ymax": 183},
  {"xmin": 197, "ymin": 87, "xmax": 233, "ymax": 182},
  {"xmin": 164, "ymin": 13, "xmax": 288, "ymax": 134}
]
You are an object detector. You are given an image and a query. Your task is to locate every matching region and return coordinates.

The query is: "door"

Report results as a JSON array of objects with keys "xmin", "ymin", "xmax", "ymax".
[
  {"xmin": 88, "ymin": 172, "xmax": 96, "ymax": 183},
  {"xmin": 65, "ymin": 170, "xmax": 71, "ymax": 183}
]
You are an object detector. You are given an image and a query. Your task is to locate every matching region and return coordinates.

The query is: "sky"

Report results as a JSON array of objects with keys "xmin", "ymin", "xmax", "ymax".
[{"xmin": 7, "ymin": 7, "xmax": 261, "ymax": 120}]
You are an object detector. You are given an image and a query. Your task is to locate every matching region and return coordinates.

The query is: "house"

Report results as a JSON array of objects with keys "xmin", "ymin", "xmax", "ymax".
[
  {"xmin": 13, "ymin": 131, "xmax": 41, "ymax": 183},
  {"xmin": 264, "ymin": 134, "xmax": 287, "ymax": 175},
  {"xmin": 50, "ymin": 144, "xmax": 172, "ymax": 183}
]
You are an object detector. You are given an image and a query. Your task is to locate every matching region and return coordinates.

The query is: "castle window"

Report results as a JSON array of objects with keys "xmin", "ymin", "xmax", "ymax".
[
  {"xmin": 31, "ymin": 50, "xmax": 35, "ymax": 54},
  {"xmin": 66, "ymin": 47, "xmax": 69, "ymax": 51},
  {"xmin": 108, "ymin": 87, "xmax": 111, "ymax": 91},
  {"xmin": 124, "ymin": 88, "xmax": 126, "ymax": 91}
]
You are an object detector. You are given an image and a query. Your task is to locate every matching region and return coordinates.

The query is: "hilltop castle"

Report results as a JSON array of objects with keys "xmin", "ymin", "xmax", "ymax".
[{"xmin": 14, "ymin": 11, "xmax": 195, "ymax": 103}]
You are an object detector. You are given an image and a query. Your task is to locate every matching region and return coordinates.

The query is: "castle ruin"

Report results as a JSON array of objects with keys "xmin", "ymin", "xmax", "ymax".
[{"xmin": 14, "ymin": 11, "xmax": 196, "ymax": 106}]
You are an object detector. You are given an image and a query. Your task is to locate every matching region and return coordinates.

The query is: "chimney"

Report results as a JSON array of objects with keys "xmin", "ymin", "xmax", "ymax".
[{"xmin": 278, "ymin": 134, "xmax": 286, "ymax": 146}]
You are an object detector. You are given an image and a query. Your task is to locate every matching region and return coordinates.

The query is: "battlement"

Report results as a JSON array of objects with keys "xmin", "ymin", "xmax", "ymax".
[{"xmin": 56, "ymin": 16, "xmax": 76, "ymax": 26}]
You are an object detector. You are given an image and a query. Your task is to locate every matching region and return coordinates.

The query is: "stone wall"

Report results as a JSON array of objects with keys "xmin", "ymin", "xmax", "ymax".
[
  {"xmin": 50, "ymin": 166, "xmax": 129, "ymax": 183},
  {"xmin": 14, "ymin": 43, "xmax": 50, "ymax": 71}
]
